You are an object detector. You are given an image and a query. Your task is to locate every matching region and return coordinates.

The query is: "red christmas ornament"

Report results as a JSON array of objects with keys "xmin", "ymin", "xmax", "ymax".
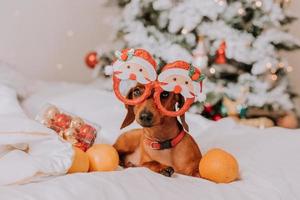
[
  {"xmin": 79, "ymin": 124, "xmax": 96, "ymax": 135},
  {"xmin": 85, "ymin": 51, "xmax": 99, "ymax": 69},
  {"xmin": 74, "ymin": 142, "xmax": 89, "ymax": 152},
  {"xmin": 49, "ymin": 124, "xmax": 62, "ymax": 133},
  {"xmin": 215, "ymin": 41, "xmax": 226, "ymax": 64},
  {"xmin": 53, "ymin": 113, "xmax": 71, "ymax": 129},
  {"xmin": 76, "ymin": 124, "xmax": 97, "ymax": 150},
  {"xmin": 204, "ymin": 103, "xmax": 213, "ymax": 113},
  {"xmin": 212, "ymin": 114, "xmax": 222, "ymax": 121}
]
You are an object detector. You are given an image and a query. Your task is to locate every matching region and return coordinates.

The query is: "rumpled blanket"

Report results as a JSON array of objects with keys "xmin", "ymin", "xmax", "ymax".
[{"xmin": 0, "ymin": 84, "xmax": 72, "ymax": 185}]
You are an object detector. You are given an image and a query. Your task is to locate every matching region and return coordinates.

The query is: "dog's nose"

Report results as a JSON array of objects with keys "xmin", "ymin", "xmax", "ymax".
[{"xmin": 139, "ymin": 111, "xmax": 153, "ymax": 126}]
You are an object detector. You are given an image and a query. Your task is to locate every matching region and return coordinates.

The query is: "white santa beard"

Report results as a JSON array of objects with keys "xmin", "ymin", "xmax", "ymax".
[
  {"xmin": 115, "ymin": 70, "xmax": 129, "ymax": 80},
  {"xmin": 192, "ymin": 83, "xmax": 202, "ymax": 97},
  {"xmin": 160, "ymin": 82, "xmax": 194, "ymax": 98},
  {"xmin": 136, "ymin": 73, "xmax": 151, "ymax": 84},
  {"xmin": 119, "ymin": 80, "xmax": 137, "ymax": 96},
  {"xmin": 115, "ymin": 71, "xmax": 150, "ymax": 84}
]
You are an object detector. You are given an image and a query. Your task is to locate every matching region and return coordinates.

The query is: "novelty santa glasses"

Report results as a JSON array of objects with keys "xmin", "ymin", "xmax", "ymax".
[{"xmin": 112, "ymin": 48, "xmax": 205, "ymax": 117}]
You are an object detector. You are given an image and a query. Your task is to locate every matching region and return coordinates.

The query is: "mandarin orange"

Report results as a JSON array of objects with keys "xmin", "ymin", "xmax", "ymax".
[
  {"xmin": 199, "ymin": 148, "xmax": 239, "ymax": 183},
  {"xmin": 86, "ymin": 144, "xmax": 119, "ymax": 172},
  {"xmin": 68, "ymin": 147, "xmax": 89, "ymax": 173}
]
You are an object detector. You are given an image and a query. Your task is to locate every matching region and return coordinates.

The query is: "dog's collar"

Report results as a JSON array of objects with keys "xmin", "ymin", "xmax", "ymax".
[{"xmin": 144, "ymin": 130, "xmax": 186, "ymax": 150}]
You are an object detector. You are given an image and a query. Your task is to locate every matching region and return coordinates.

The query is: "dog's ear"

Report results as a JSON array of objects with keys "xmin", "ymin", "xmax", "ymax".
[
  {"xmin": 120, "ymin": 105, "xmax": 135, "ymax": 129},
  {"xmin": 176, "ymin": 94, "xmax": 189, "ymax": 132},
  {"xmin": 120, "ymin": 89, "xmax": 135, "ymax": 129},
  {"xmin": 179, "ymin": 114, "xmax": 189, "ymax": 132}
]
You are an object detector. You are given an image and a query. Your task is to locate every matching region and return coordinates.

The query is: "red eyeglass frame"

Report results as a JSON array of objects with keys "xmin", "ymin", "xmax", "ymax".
[{"xmin": 113, "ymin": 74, "xmax": 194, "ymax": 116}]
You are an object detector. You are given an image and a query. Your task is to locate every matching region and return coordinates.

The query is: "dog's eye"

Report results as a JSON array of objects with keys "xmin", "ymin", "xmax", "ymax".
[
  {"xmin": 160, "ymin": 91, "xmax": 169, "ymax": 99},
  {"xmin": 133, "ymin": 88, "xmax": 142, "ymax": 97},
  {"xmin": 139, "ymin": 68, "xmax": 143, "ymax": 72},
  {"xmin": 185, "ymin": 81, "xmax": 189, "ymax": 85}
]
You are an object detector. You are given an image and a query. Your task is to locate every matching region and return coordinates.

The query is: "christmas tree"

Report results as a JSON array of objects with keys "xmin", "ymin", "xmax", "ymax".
[{"xmin": 86, "ymin": 0, "xmax": 300, "ymax": 128}]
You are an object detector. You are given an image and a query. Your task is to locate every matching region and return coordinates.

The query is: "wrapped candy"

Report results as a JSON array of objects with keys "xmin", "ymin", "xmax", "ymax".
[{"xmin": 36, "ymin": 104, "xmax": 99, "ymax": 151}]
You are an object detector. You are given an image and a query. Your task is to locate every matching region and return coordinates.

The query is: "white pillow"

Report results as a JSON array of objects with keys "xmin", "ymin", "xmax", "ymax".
[{"xmin": 0, "ymin": 82, "xmax": 72, "ymax": 186}]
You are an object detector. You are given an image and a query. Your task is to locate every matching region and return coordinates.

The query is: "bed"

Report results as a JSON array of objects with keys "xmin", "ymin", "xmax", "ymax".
[{"xmin": 0, "ymin": 64, "xmax": 300, "ymax": 200}]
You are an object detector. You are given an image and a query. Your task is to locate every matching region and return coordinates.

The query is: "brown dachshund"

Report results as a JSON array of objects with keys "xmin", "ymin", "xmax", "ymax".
[{"xmin": 113, "ymin": 84, "xmax": 202, "ymax": 177}]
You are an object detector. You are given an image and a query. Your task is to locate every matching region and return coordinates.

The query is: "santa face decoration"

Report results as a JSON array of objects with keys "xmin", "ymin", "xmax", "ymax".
[
  {"xmin": 112, "ymin": 49, "xmax": 205, "ymax": 117},
  {"xmin": 158, "ymin": 68, "xmax": 204, "ymax": 98},
  {"xmin": 113, "ymin": 49, "xmax": 157, "ymax": 84}
]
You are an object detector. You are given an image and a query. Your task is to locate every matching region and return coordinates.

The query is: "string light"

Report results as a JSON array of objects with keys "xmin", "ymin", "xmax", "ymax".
[
  {"xmin": 181, "ymin": 28, "xmax": 188, "ymax": 35},
  {"xmin": 209, "ymin": 67, "xmax": 216, "ymax": 74},
  {"xmin": 286, "ymin": 66, "xmax": 293, "ymax": 72},
  {"xmin": 266, "ymin": 62, "xmax": 272, "ymax": 69},
  {"xmin": 271, "ymin": 74, "xmax": 278, "ymax": 81},
  {"xmin": 238, "ymin": 8, "xmax": 245, "ymax": 16},
  {"xmin": 215, "ymin": 0, "xmax": 225, "ymax": 6},
  {"xmin": 255, "ymin": 0, "xmax": 263, "ymax": 8},
  {"xmin": 278, "ymin": 62, "xmax": 285, "ymax": 68}
]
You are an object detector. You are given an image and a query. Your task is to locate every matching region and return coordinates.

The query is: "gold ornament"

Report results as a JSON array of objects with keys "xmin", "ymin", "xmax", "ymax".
[
  {"xmin": 63, "ymin": 128, "xmax": 78, "ymax": 145},
  {"xmin": 70, "ymin": 117, "xmax": 84, "ymax": 130},
  {"xmin": 64, "ymin": 128, "xmax": 76, "ymax": 137},
  {"xmin": 44, "ymin": 106, "xmax": 59, "ymax": 120}
]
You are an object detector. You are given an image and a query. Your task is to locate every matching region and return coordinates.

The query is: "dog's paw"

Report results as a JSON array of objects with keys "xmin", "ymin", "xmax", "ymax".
[
  {"xmin": 125, "ymin": 161, "xmax": 135, "ymax": 168},
  {"xmin": 160, "ymin": 167, "xmax": 174, "ymax": 177},
  {"xmin": 119, "ymin": 155, "xmax": 126, "ymax": 167}
]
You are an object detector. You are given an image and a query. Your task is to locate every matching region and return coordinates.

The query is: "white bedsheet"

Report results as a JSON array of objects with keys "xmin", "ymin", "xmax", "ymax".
[{"xmin": 0, "ymin": 83, "xmax": 299, "ymax": 200}]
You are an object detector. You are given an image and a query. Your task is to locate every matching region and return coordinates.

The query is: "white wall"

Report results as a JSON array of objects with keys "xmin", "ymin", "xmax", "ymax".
[{"xmin": 0, "ymin": 0, "xmax": 117, "ymax": 82}]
